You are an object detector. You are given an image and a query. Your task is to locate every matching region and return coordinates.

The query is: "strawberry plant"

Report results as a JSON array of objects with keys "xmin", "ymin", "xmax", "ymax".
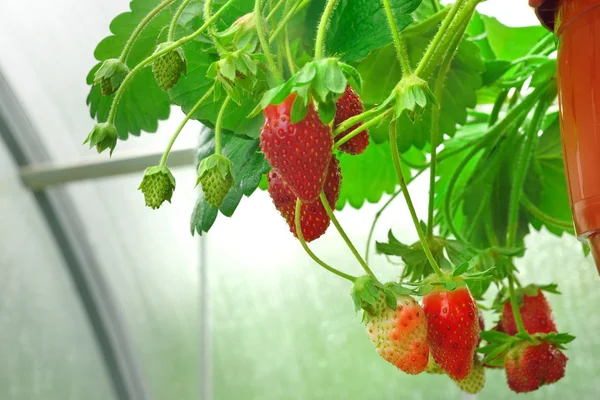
[{"xmin": 84, "ymin": 0, "xmax": 579, "ymax": 394}]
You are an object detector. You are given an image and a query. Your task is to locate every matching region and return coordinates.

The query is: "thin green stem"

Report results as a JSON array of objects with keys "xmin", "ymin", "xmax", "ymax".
[
  {"xmin": 365, "ymin": 190, "xmax": 402, "ymax": 264},
  {"xmin": 168, "ymin": 0, "xmax": 192, "ymax": 41},
  {"xmin": 507, "ymin": 96, "xmax": 549, "ymax": 247},
  {"xmin": 431, "ymin": 0, "xmax": 440, "ymax": 12},
  {"xmin": 334, "ymin": 111, "xmax": 391, "ymax": 149},
  {"xmin": 403, "ymin": 6, "xmax": 449, "ymax": 37},
  {"xmin": 314, "ymin": 0, "xmax": 339, "ymax": 59},
  {"xmin": 255, "ymin": 0, "xmax": 282, "ymax": 83},
  {"xmin": 119, "ymin": 0, "xmax": 176, "ymax": 62},
  {"xmin": 527, "ymin": 33, "xmax": 555, "ymax": 56},
  {"xmin": 295, "ymin": 200, "xmax": 357, "ymax": 282},
  {"xmin": 319, "ymin": 192, "xmax": 376, "ymax": 278},
  {"xmin": 268, "ymin": 0, "xmax": 310, "ymax": 45},
  {"xmin": 284, "ymin": 20, "xmax": 296, "ymax": 74},
  {"xmin": 204, "ymin": 0, "xmax": 227, "ymax": 53},
  {"xmin": 508, "ymin": 275, "xmax": 527, "ymax": 334},
  {"xmin": 520, "ymin": 195, "xmax": 574, "ymax": 231},
  {"xmin": 160, "ymin": 86, "xmax": 215, "ymax": 166},
  {"xmin": 389, "ymin": 120, "xmax": 443, "ymax": 277},
  {"xmin": 107, "ymin": 0, "xmax": 239, "ymax": 124},
  {"xmin": 489, "ymin": 89, "xmax": 509, "ymax": 127},
  {"xmin": 383, "ymin": 0, "xmax": 412, "ymax": 75},
  {"xmin": 266, "ymin": 0, "xmax": 286, "ymax": 21},
  {"xmin": 215, "ymin": 96, "xmax": 231, "ymax": 156}
]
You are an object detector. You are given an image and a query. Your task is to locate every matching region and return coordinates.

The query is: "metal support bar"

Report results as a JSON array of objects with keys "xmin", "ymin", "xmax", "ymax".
[
  {"xmin": 20, "ymin": 147, "xmax": 196, "ymax": 190},
  {"xmin": 0, "ymin": 71, "xmax": 149, "ymax": 400}
]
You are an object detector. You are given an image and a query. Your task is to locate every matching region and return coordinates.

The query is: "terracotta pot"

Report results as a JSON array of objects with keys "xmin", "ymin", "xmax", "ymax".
[{"xmin": 534, "ymin": 0, "xmax": 600, "ymax": 273}]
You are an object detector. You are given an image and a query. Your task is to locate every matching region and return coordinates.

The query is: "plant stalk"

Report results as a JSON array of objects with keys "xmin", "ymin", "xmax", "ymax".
[
  {"xmin": 314, "ymin": 0, "xmax": 339, "ymax": 59},
  {"xmin": 168, "ymin": 0, "xmax": 192, "ymax": 41},
  {"xmin": 383, "ymin": 0, "xmax": 412, "ymax": 75}
]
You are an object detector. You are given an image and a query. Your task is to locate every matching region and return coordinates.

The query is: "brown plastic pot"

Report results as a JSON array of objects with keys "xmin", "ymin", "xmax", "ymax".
[{"xmin": 534, "ymin": 0, "xmax": 600, "ymax": 273}]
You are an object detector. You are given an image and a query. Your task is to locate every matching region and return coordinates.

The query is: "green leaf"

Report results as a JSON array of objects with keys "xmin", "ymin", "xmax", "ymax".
[
  {"xmin": 453, "ymin": 262, "xmax": 470, "ymax": 277},
  {"xmin": 307, "ymin": 0, "xmax": 421, "ymax": 63},
  {"xmin": 190, "ymin": 190, "xmax": 218, "ymax": 236},
  {"xmin": 195, "ymin": 128, "xmax": 269, "ymax": 222},
  {"xmin": 324, "ymin": 59, "xmax": 347, "ymax": 94},
  {"xmin": 481, "ymin": 16, "xmax": 550, "ymax": 61},
  {"xmin": 480, "ymin": 330, "xmax": 513, "ymax": 344},
  {"xmin": 290, "ymin": 95, "xmax": 309, "ymax": 124},
  {"xmin": 86, "ymin": 0, "xmax": 178, "ymax": 138}
]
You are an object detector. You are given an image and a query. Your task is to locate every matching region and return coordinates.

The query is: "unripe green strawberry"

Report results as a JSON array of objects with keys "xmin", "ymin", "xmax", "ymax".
[
  {"xmin": 152, "ymin": 42, "xmax": 186, "ymax": 91},
  {"xmin": 425, "ymin": 355, "xmax": 444, "ymax": 375},
  {"xmin": 366, "ymin": 294, "xmax": 429, "ymax": 375},
  {"xmin": 138, "ymin": 165, "xmax": 176, "ymax": 209},
  {"xmin": 453, "ymin": 356, "xmax": 485, "ymax": 394},
  {"xmin": 94, "ymin": 58, "xmax": 129, "ymax": 96},
  {"xmin": 84, "ymin": 122, "xmax": 118, "ymax": 155},
  {"xmin": 196, "ymin": 154, "xmax": 234, "ymax": 208}
]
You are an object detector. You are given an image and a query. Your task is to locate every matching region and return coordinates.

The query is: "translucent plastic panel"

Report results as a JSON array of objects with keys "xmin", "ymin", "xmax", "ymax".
[
  {"xmin": 0, "ymin": 141, "xmax": 114, "ymax": 400},
  {"xmin": 206, "ymin": 188, "xmax": 600, "ymax": 400},
  {"xmin": 64, "ymin": 167, "xmax": 201, "ymax": 400}
]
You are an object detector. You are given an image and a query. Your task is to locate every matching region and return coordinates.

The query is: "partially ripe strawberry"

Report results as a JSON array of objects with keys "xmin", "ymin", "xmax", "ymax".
[
  {"xmin": 423, "ymin": 284, "xmax": 480, "ymax": 381},
  {"xmin": 261, "ymin": 94, "xmax": 333, "ymax": 203},
  {"xmin": 334, "ymin": 85, "xmax": 369, "ymax": 155},
  {"xmin": 501, "ymin": 289, "xmax": 557, "ymax": 335},
  {"xmin": 267, "ymin": 155, "xmax": 341, "ymax": 242},
  {"xmin": 505, "ymin": 342, "xmax": 567, "ymax": 393},
  {"xmin": 367, "ymin": 294, "xmax": 429, "ymax": 375},
  {"xmin": 453, "ymin": 356, "xmax": 485, "ymax": 394}
]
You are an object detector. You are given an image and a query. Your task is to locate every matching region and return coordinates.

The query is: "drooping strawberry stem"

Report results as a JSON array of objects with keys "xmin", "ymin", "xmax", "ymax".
[
  {"xmin": 319, "ymin": 192, "xmax": 376, "ymax": 278},
  {"xmin": 333, "ymin": 110, "xmax": 392, "ymax": 149},
  {"xmin": 520, "ymin": 196, "xmax": 574, "ymax": 231},
  {"xmin": 283, "ymin": 2, "xmax": 297, "ymax": 74},
  {"xmin": 389, "ymin": 120, "xmax": 444, "ymax": 278},
  {"xmin": 382, "ymin": 0, "xmax": 412, "ymax": 75},
  {"xmin": 266, "ymin": 0, "xmax": 286, "ymax": 21},
  {"xmin": 294, "ymin": 199, "xmax": 357, "ymax": 282},
  {"xmin": 205, "ymin": 0, "xmax": 227, "ymax": 54},
  {"xmin": 160, "ymin": 86, "xmax": 215, "ymax": 166},
  {"xmin": 214, "ymin": 96, "xmax": 231, "ymax": 156},
  {"xmin": 314, "ymin": 0, "xmax": 340, "ymax": 60},
  {"xmin": 507, "ymin": 275, "xmax": 527, "ymax": 335},
  {"xmin": 268, "ymin": 0, "xmax": 310, "ymax": 45},
  {"xmin": 168, "ymin": 0, "xmax": 192, "ymax": 41},
  {"xmin": 106, "ymin": 0, "xmax": 240, "ymax": 125},
  {"xmin": 255, "ymin": 0, "xmax": 282, "ymax": 83},
  {"xmin": 119, "ymin": 0, "xmax": 176, "ymax": 63}
]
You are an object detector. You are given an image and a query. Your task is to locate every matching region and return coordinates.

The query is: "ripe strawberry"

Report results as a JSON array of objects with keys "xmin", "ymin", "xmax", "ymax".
[
  {"xmin": 367, "ymin": 294, "xmax": 429, "ymax": 375},
  {"xmin": 152, "ymin": 42, "xmax": 187, "ymax": 91},
  {"xmin": 501, "ymin": 289, "xmax": 557, "ymax": 335},
  {"xmin": 453, "ymin": 356, "xmax": 485, "ymax": 394},
  {"xmin": 505, "ymin": 341, "xmax": 567, "ymax": 393},
  {"xmin": 334, "ymin": 85, "xmax": 369, "ymax": 155},
  {"xmin": 423, "ymin": 284, "xmax": 480, "ymax": 381},
  {"xmin": 261, "ymin": 94, "xmax": 333, "ymax": 203},
  {"xmin": 267, "ymin": 155, "xmax": 341, "ymax": 242}
]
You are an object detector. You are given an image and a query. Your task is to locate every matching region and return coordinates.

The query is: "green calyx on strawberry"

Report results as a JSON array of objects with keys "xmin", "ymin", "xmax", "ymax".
[
  {"xmin": 267, "ymin": 155, "xmax": 340, "ymax": 242},
  {"xmin": 138, "ymin": 165, "xmax": 176, "ymax": 209},
  {"xmin": 393, "ymin": 74, "xmax": 435, "ymax": 122},
  {"xmin": 207, "ymin": 51, "xmax": 263, "ymax": 104},
  {"xmin": 214, "ymin": 13, "xmax": 258, "ymax": 52},
  {"xmin": 422, "ymin": 276, "xmax": 480, "ymax": 381},
  {"xmin": 501, "ymin": 284, "xmax": 558, "ymax": 335},
  {"xmin": 93, "ymin": 58, "xmax": 129, "ymax": 96},
  {"xmin": 260, "ymin": 94, "xmax": 333, "ymax": 203},
  {"xmin": 196, "ymin": 154, "xmax": 235, "ymax": 209},
  {"xmin": 84, "ymin": 122, "xmax": 118, "ymax": 155},
  {"xmin": 152, "ymin": 42, "xmax": 187, "ymax": 91},
  {"xmin": 334, "ymin": 85, "xmax": 369, "ymax": 155},
  {"xmin": 505, "ymin": 340, "xmax": 567, "ymax": 393}
]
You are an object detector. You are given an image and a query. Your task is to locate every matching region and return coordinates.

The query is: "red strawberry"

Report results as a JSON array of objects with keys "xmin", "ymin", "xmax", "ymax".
[
  {"xmin": 367, "ymin": 294, "xmax": 429, "ymax": 375},
  {"xmin": 261, "ymin": 94, "xmax": 333, "ymax": 203},
  {"xmin": 267, "ymin": 155, "xmax": 341, "ymax": 242},
  {"xmin": 505, "ymin": 341, "xmax": 567, "ymax": 393},
  {"xmin": 423, "ymin": 284, "xmax": 480, "ymax": 381},
  {"xmin": 334, "ymin": 85, "xmax": 369, "ymax": 155},
  {"xmin": 501, "ymin": 289, "xmax": 557, "ymax": 335}
]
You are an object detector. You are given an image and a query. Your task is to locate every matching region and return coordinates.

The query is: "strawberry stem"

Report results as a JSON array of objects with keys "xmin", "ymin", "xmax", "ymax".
[
  {"xmin": 506, "ymin": 95, "xmax": 550, "ymax": 247},
  {"xmin": 214, "ymin": 96, "xmax": 231, "ymax": 156},
  {"xmin": 266, "ymin": 0, "xmax": 286, "ymax": 21},
  {"xmin": 382, "ymin": 0, "xmax": 412, "ymax": 75},
  {"xmin": 160, "ymin": 86, "xmax": 215, "ymax": 166},
  {"xmin": 389, "ymin": 119, "xmax": 444, "ymax": 277},
  {"xmin": 255, "ymin": 0, "xmax": 283, "ymax": 83},
  {"xmin": 426, "ymin": 9, "xmax": 469, "ymax": 239},
  {"xmin": 508, "ymin": 274, "xmax": 527, "ymax": 335},
  {"xmin": 119, "ymin": 0, "xmax": 176, "ymax": 63},
  {"xmin": 314, "ymin": 0, "xmax": 339, "ymax": 60},
  {"xmin": 168, "ymin": 0, "xmax": 192, "ymax": 41},
  {"xmin": 268, "ymin": 0, "xmax": 310, "ymax": 45},
  {"xmin": 319, "ymin": 192, "xmax": 376, "ymax": 278},
  {"xmin": 333, "ymin": 110, "xmax": 391, "ymax": 149},
  {"xmin": 283, "ymin": 5, "xmax": 297, "ymax": 74},
  {"xmin": 520, "ymin": 196, "xmax": 574, "ymax": 231},
  {"xmin": 295, "ymin": 199, "xmax": 357, "ymax": 282},
  {"xmin": 107, "ymin": 0, "xmax": 240, "ymax": 125},
  {"xmin": 204, "ymin": 0, "xmax": 227, "ymax": 54}
]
